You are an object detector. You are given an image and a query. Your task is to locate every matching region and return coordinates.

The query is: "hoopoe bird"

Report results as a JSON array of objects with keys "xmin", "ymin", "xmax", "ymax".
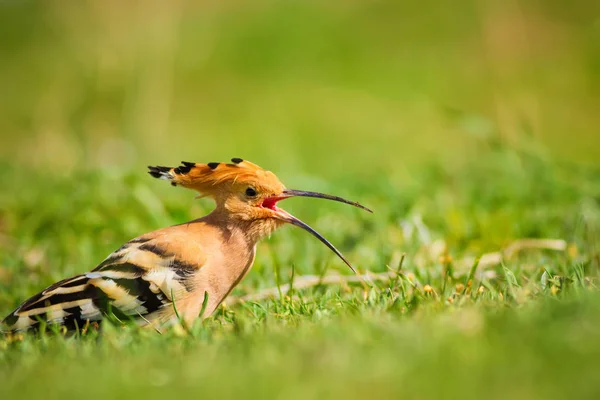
[{"xmin": 2, "ymin": 159, "xmax": 371, "ymax": 333}]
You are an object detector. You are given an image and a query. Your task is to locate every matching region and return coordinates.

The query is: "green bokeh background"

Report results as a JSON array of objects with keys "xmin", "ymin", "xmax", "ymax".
[
  {"xmin": 1, "ymin": 1, "xmax": 600, "ymax": 399},
  {"xmin": 1, "ymin": 0, "xmax": 598, "ymax": 171}
]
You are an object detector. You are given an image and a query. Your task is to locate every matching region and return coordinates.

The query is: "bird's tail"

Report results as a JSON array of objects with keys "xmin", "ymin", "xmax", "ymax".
[
  {"xmin": 2, "ymin": 259, "xmax": 175, "ymax": 333},
  {"xmin": 2, "ymin": 275, "xmax": 107, "ymax": 333}
]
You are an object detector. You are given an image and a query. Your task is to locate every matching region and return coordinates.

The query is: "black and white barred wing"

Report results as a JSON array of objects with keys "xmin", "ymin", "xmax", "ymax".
[{"xmin": 2, "ymin": 238, "xmax": 192, "ymax": 333}]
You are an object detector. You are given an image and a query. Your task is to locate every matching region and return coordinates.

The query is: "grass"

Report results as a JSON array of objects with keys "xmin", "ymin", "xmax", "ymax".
[
  {"xmin": 1, "ymin": 1, "xmax": 600, "ymax": 399},
  {"xmin": 1, "ymin": 138, "xmax": 599, "ymax": 400}
]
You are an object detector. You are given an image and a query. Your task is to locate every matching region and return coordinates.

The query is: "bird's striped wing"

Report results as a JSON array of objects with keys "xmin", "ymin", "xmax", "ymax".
[{"xmin": 2, "ymin": 237, "xmax": 196, "ymax": 333}]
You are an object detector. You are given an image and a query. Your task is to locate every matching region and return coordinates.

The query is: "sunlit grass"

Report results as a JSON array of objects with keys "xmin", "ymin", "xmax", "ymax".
[{"xmin": 1, "ymin": 135, "xmax": 599, "ymax": 399}]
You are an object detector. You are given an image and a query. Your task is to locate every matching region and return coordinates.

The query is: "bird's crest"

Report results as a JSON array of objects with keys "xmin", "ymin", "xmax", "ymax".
[{"xmin": 148, "ymin": 158, "xmax": 285, "ymax": 198}]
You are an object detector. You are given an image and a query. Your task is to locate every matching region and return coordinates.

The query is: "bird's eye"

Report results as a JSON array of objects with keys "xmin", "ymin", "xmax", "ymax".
[{"xmin": 245, "ymin": 187, "xmax": 257, "ymax": 197}]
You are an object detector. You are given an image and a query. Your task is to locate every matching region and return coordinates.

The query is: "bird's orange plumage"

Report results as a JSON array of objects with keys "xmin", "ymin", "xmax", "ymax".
[
  {"xmin": 149, "ymin": 159, "xmax": 285, "ymax": 199},
  {"xmin": 3, "ymin": 158, "xmax": 371, "ymax": 334}
]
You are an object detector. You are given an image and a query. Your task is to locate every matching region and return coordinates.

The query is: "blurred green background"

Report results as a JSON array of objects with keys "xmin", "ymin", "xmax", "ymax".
[
  {"xmin": 1, "ymin": 1, "xmax": 600, "ymax": 399},
  {"xmin": 1, "ymin": 0, "xmax": 598, "ymax": 171}
]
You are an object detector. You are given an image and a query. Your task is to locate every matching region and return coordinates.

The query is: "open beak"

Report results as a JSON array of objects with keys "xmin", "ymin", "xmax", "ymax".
[{"xmin": 264, "ymin": 189, "xmax": 372, "ymax": 274}]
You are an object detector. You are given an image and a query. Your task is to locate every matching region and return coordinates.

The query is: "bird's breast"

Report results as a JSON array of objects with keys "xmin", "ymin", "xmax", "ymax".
[{"xmin": 187, "ymin": 226, "xmax": 257, "ymax": 318}]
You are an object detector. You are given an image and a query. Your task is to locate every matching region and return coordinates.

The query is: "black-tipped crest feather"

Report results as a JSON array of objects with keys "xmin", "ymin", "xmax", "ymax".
[{"xmin": 148, "ymin": 165, "xmax": 173, "ymax": 180}]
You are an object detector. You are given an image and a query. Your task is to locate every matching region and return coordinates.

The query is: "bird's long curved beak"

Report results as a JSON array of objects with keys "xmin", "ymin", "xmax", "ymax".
[
  {"xmin": 282, "ymin": 190, "xmax": 373, "ymax": 213},
  {"xmin": 273, "ymin": 207, "xmax": 357, "ymax": 273},
  {"xmin": 266, "ymin": 189, "xmax": 372, "ymax": 274}
]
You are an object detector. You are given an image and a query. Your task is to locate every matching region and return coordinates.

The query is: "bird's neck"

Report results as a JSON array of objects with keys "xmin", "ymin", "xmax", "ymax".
[{"xmin": 204, "ymin": 207, "xmax": 282, "ymax": 245}]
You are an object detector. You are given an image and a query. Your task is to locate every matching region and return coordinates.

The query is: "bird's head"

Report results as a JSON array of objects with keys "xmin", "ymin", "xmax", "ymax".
[{"xmin": 148, "ymin": 158, "xmax": 372, "ymax": 273}]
